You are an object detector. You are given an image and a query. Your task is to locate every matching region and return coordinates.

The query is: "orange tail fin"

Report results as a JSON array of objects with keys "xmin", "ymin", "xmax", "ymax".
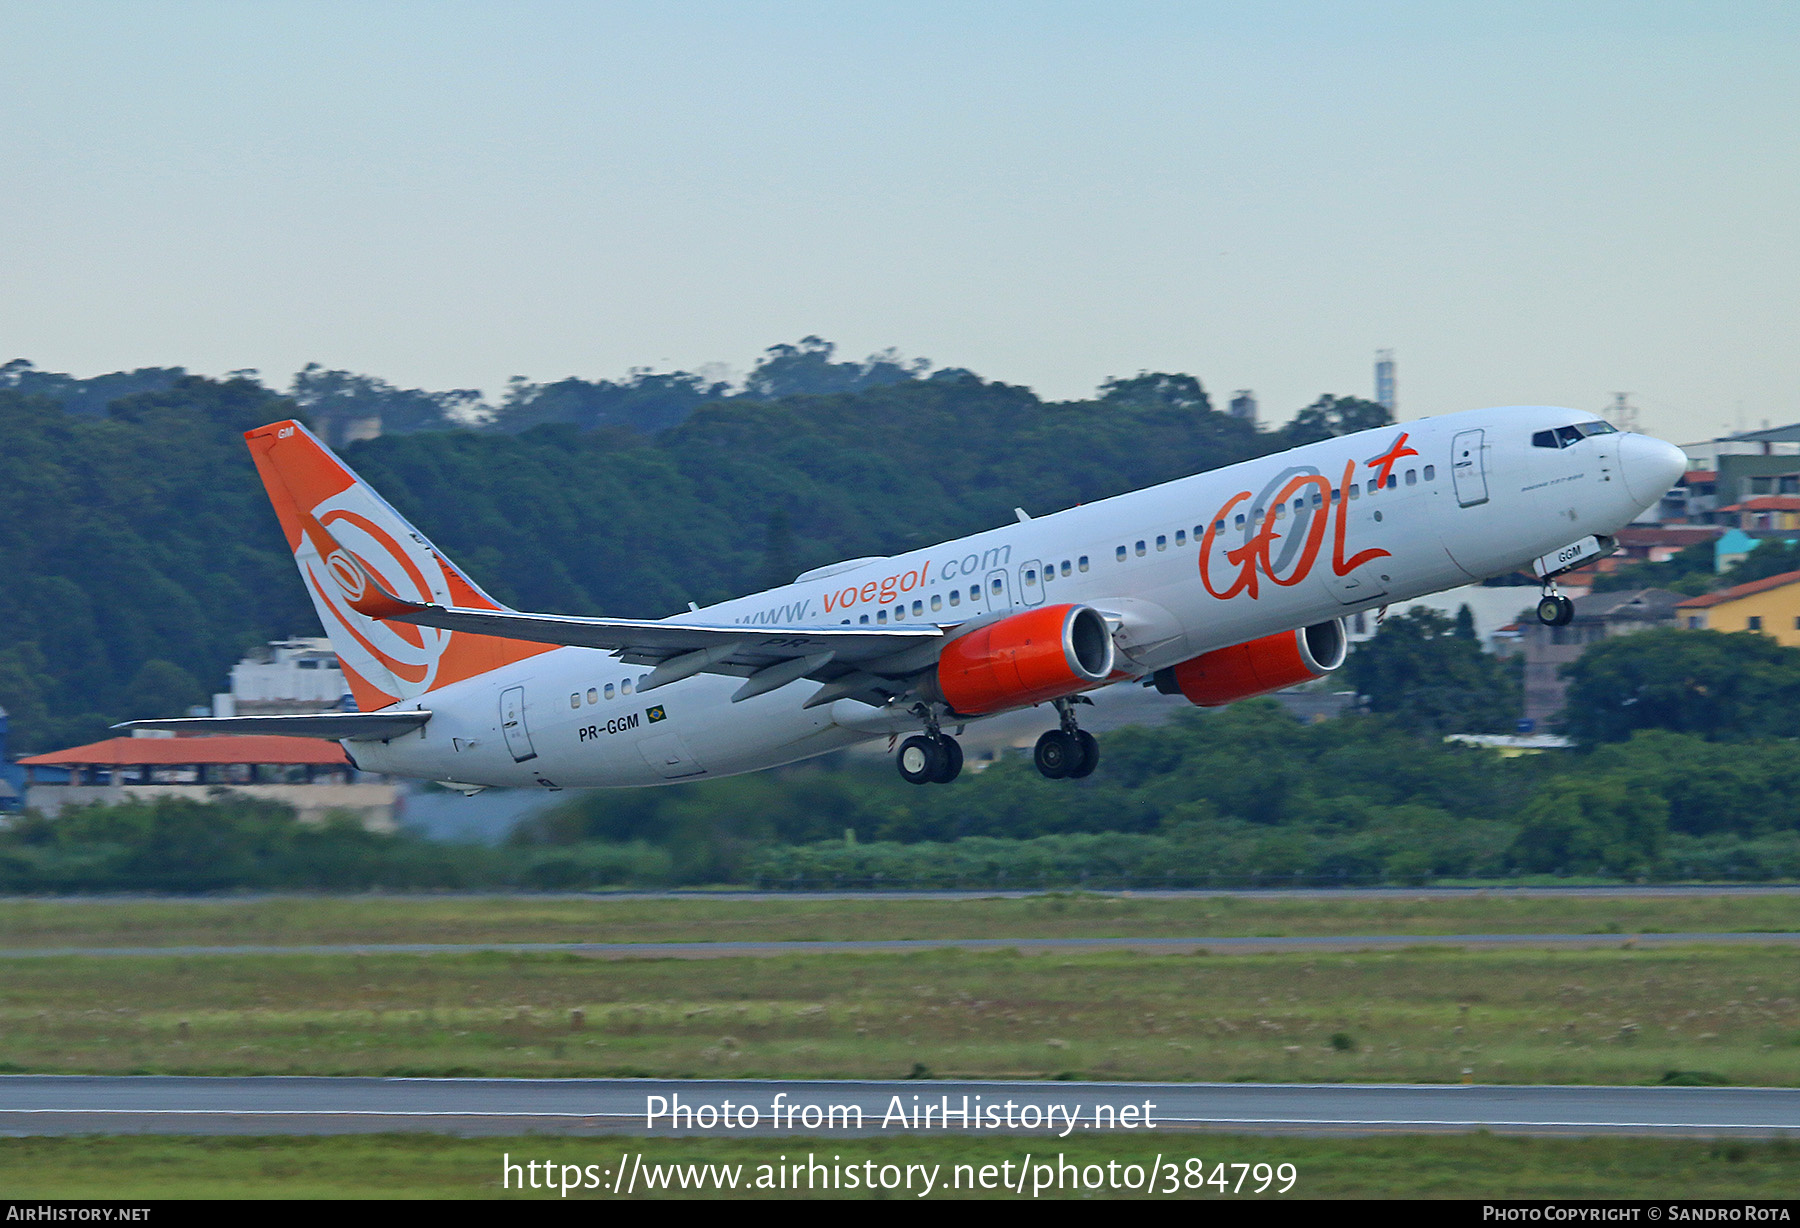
[{"xmin": 244, "ymin": 420, "xmax": 553, "ymax": 711}]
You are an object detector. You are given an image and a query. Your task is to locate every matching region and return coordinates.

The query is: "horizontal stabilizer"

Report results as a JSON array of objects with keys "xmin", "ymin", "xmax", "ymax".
[{"xmin": 112, "ymin": 712, "xmax": 431, "ymax": 742}]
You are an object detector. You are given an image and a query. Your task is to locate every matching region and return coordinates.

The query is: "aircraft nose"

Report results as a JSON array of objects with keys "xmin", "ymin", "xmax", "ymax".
[{"xmin": 1618, "ymin": 433, "xmax": 1689, "ymax": 510}]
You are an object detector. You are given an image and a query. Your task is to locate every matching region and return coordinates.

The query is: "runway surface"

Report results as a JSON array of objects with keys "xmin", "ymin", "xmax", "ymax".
[
  {"xmin": 2, "ymin": 1076, "xmax": 1794, "ymax": 1138},
  {"xmin": 2, "ymin": 932, "xmax": 1796, "ymax": 959}
]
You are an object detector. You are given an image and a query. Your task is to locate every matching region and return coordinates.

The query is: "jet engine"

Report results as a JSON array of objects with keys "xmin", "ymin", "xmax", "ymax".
[
  {"xmin": 932, "ymin": 603, "xmax": 1116, "ymax": 715},
  {"xmin": 1152, "ymin": 619, "xmax": 1348, "ymax": 707}
]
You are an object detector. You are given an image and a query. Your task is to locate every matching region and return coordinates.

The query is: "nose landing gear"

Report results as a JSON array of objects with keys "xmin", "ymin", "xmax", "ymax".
[
  {"xmin": 1536, "ymin": 586, "xmax": 1575, "ymax": 627},
  {"xmin": 1034, "ymin": 697, "xmax": 1098, "ymax": 780}
]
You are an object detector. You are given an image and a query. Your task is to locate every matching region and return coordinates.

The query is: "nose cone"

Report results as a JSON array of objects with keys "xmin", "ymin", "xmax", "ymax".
[{"xmin": 1619, "ymin": 434, "xmax": 1688, "ymax": 511}]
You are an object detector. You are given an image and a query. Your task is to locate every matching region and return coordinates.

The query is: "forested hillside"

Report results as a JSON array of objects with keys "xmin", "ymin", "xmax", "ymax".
[{"xmin": 0, "ymin": 355, "xmax": 1379, "ymax": 750}]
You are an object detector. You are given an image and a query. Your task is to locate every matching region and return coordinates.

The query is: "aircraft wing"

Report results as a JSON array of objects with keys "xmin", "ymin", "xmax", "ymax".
[
  {"xmin": 383, "ymin": 604, "xmax": 939, "ymax": 665},
  {"xmin": 112, "ymin": 712, "xmax": 432, "ymax": 742},
  {"xmin": 331, "ymin": 543, "xmax": 944, "ymax": 704}
]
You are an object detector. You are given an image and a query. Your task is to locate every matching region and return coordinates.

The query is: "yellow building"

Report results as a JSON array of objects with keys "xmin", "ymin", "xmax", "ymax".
[{"xmin": 1675, "ymin": 568, "xmax": 1800, "ymax": 647}]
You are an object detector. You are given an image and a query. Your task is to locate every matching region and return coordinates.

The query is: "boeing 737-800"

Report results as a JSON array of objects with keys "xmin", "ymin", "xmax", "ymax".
[{"xmin": 124, "ymin": 407, "xmax": 1687, "ymax": 788}]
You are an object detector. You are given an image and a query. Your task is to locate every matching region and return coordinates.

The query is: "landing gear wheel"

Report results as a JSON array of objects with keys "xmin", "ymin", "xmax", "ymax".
[
  {"xmin": 1536, "ymin": 595, "xmax": 1575, "ymax": 627},
  {"xmin": 1034, "ymin": 729, "xmax": 1075, "ymax": 779},
  {"xmin": 932, "ymin": 735, "xmax": 963, "ymax": 784},
  {"xmin": 1066, "ymin": 730, "xmax": 1099, "ymax": 779},
  {"xmin": 897, "ymin": 734, "xmax": 945, "ymax": 785}
]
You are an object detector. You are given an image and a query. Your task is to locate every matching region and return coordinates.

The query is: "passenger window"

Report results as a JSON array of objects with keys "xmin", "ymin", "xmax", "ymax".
[
  {"xmin": 1156, "ymin": 535, "xmax": 1167, "ymax": 550},
  {"xmin": 586, "ymin": 688, "xmax": 598, "ymax": 704},
  {"xmin": 1174, "ymin": 530, "xmax": 1186, "ymax": 546},
  {"xmin": 1061, "ymin": 560, "xmax": 1071, "ymax": 576},
  {"xmin": 949, "ymin": 591, "xmax": 960, "ymax": 607},
  {"xmin": 1234, "ymin": 513, "xmax": 1246, "ymax": 527},
  {"xmin": 1386, "ymin": 474, "xmax": 1398, "ymax": 489},
  {"xmin": 570, "ymin": 693, "xmax": 581, "ymax": 709},
  {"xmin": 1405, "ymin": 469, "xmax": 1417, "ymax": 486},
  {"xmin": 931, "ymin": 594, "xmax": 942, "ymax": 611},
  {"xmin": 970, "ymin": 586, "xmax": 981, "ymax": 600},
  {"xmin": 1311, "ymin": 493, "xmax": 1323, "ymax": 508},
  {"xmin": 1116, "ymin": 545, "xmax": 1127, "ymax": 562},
  {"xmin": 1293, "ymin": 498, "xmax": 1304, "ymax": 512},
  {"xmin": 1331, "ymin": 489, "xmax": 1340, "ymax": 504},
  {"xmin": 1025, "ymin": 569, "xmax": 1037, "ymax": 585},
  {"xmin": 991, "ymin": 578, "xmax": 1003, "ymax": 593},
  {"xmin": 1135, "ymin": 540, "xmax": 1146, "ymax": 556},
  {"xmin": 621, "ymin": 679, "xmax": 633, "ymax": 695},
  {"xmin": 605, "ymin": 683, "xmax": 615, "ymax": 699},
  {"xmin": 1348, "ymin": 485, "xmax": 1360, "ymax": 500},
  {"xmin": 1273, "ymin": 506, "xmax": 1286, "ymax": 521},
  {"xmin": 1195, "ymin": 524, "xmax": 1206, "ymax": 538},
  {"xmin": 1424, "ymin": 465, "xmax": 1436, "ymax": 480},
  {"xmin": 859, "ymin": 614, "xmax": 870, "ymax": 624},
  {"xmin": 1078, "ymin": 555, "xmax": 1089, "ymax": 572},
  {"xmin": 895, "ymin": 605, "xmax": 905, "ymax": 620},
  {"xmin": 877, "ymin": 609, "xmax": 888, "ymax": 623},
  {"xmin": 912, "ymin": 599, "xmax": 923, "ymax": 615}
]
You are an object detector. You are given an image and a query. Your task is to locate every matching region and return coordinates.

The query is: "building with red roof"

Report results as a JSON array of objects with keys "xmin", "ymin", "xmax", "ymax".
[
  {"xmin": 18, "ymin": 733, "xmax": 395, "ymax": 828},
  {"xmin": 1675, "ymin": 568, "xmax": 1800, "ymax": 646}
]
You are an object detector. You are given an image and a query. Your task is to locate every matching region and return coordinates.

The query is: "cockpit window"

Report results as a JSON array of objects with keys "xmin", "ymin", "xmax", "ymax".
[{"xmin": 1534, "ymin": 420, "xmax": 1619, "ymax": 449}]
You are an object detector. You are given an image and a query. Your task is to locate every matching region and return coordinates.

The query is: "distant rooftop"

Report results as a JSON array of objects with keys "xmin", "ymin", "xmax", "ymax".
[
  {"xmin": 19, "ymin": 736, "xmax": 350, "ymax": 768},
  {"xmin": 1675, "ymin": 568, "xmax": 1800, "ymax": 610}
]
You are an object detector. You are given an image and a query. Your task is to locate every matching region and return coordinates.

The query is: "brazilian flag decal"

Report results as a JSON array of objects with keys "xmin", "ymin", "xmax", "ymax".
[{"xmin": 646, "ymin": 705, "xmax": 667, "ymax": 723}]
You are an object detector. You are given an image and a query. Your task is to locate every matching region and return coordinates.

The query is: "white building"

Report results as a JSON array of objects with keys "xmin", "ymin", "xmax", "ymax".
[{"xmin": 215, "ymin": 637, "xmax": 351, "ymax": 716}]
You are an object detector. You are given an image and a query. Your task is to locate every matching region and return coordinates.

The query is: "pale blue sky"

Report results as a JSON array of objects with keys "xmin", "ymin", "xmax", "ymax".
[{"xmin": 2, "ymin": 2, "xmax": 1795, "ymax": 439}]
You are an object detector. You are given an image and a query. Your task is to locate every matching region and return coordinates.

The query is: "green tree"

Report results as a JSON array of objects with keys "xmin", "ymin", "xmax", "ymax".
[
  {"xmin": 121, "ymin": 660, "xmax": 206, "ymax": 721},
  {"xmin": 1097, "ymin": 372, "xmax": 1212, "ymax": 413},
  {"xmin": 1722, "ymin": 537, "xmax": 1800, "ymax": 585},
  {"xmin": 1590, "ymin": 539, "xmax": 1718, "ymax": 594},
  {"xmin": 1559, "ymin": 628, "xmax": 1800, "ymax": 744},
  {"xmin": 1508, "ymin": 776, "xmax": 1668, "ymax": 875},
  {"xmin": 1343, "ymin": 608, "xmax": 1521, "ymax": 732},
  {"xmin": 1281, "ymin": 395, "xmax": 1393, "ymax": 446}
]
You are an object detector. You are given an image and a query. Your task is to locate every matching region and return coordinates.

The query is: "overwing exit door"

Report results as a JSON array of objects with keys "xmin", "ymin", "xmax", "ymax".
[{"xmin": 984, "ymin": 568, "xmax": 1014, "ymax": 613}]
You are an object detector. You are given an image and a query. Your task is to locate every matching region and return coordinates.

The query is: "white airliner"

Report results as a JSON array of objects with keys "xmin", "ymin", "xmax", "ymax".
[{"xmin": 125, "ymin": 407, "xmax": 1686, "ymax": 788}]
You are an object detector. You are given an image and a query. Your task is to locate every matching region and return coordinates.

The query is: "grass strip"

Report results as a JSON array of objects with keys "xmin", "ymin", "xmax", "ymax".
[
  {"xmin": 0, "ymin": 892, "xmax": 1796, "ymax": 950},
  {"xmin": 1, "ymin": 946, "xmax": 1796, "ymax": 1085}
]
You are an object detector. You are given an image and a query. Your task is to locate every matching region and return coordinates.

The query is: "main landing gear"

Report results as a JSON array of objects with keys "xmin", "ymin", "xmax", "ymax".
[
  {"xmin": 1034, "ymin": 697, "xmax": 1098, "ymax": 781},
  {"xmin": 896, "ymin": 705, "xmax": 964, "ymax": 785}
]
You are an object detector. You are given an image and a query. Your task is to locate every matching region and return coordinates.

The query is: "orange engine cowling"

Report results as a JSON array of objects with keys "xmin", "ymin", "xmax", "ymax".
[
  {"xmin": 1153, "ymin": 619, "xmax": 1348, "ymax": 707},
  {"xmin": 934, "ymin": 603, "xmax": 1116, "ymax": 715}
]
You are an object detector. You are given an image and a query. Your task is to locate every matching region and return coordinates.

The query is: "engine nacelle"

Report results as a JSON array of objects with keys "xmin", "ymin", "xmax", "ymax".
[
  {"xmin": 1153, "ymin": 618, "xmax": 1348, "ymax": 707},
  {"xmin": 933, "ymin": 603, "xmax": 1116, "ymax": 715}
]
